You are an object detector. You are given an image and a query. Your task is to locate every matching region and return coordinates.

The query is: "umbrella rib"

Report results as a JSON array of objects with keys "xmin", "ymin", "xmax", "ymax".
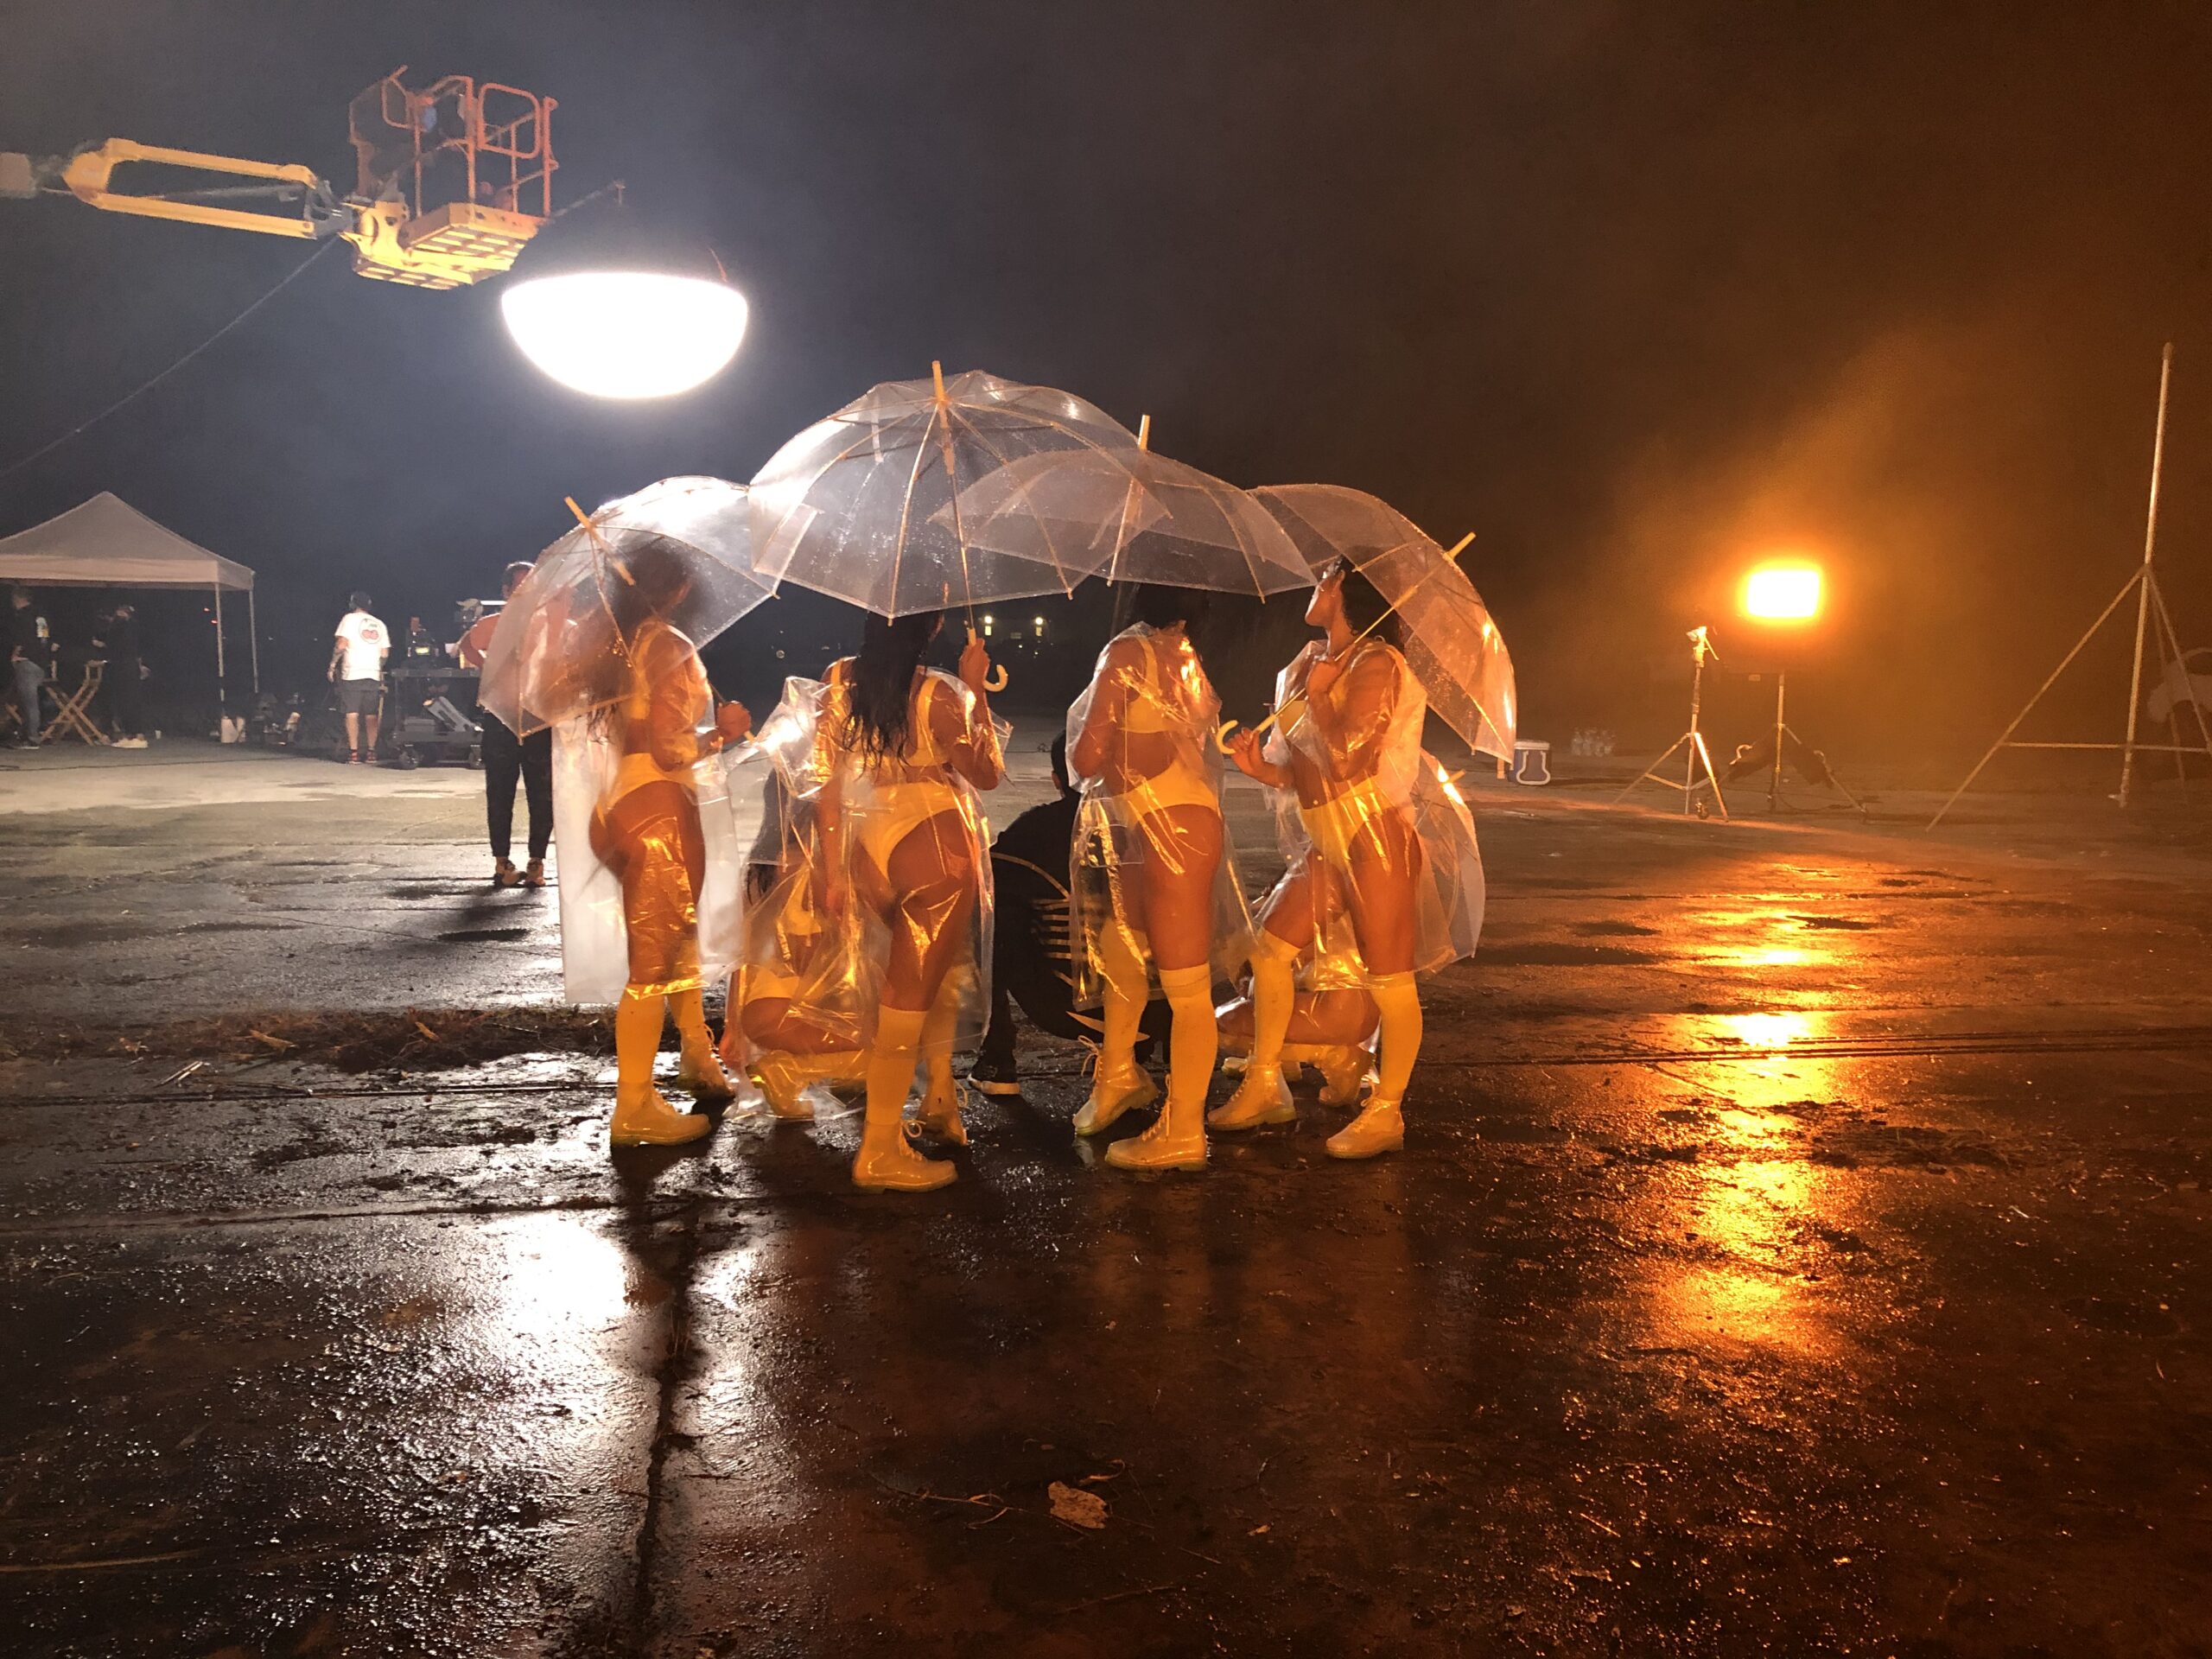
[{"xmin": 885, "ymin": 396, "xmax": 939, "ymax": 615}]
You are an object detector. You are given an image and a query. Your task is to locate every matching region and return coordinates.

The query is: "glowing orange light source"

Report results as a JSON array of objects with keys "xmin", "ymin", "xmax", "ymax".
[{"xmin": 1742, "ymin": 561, "xmax": 1822, "ymax": 622}]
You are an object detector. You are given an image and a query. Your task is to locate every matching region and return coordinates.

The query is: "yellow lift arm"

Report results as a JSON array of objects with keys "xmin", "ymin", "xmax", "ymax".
[{"xmin": 2, "ymin": 70, "xmax": 558, "ymax": 292}]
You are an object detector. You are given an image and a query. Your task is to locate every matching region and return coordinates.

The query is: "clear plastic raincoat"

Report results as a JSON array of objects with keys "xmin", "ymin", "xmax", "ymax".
[
  {"xmin": 729, "ymin": 676, "xmax": 883, "ymax": 1052},
  {"xmin": 778, "ymin": 659, "xmax": 1006, "ymax": 1047},
  {"xmin": 1260, "ymin": 637, "xmax": 1484, "ymax": 986},
  {"xmin": 1064, "ymin": 623, "xmax": 1253, "ymax": 1000},
  {"xmin": 553, "ymin": 618, "xmax": 747, "ymax": 1005}
]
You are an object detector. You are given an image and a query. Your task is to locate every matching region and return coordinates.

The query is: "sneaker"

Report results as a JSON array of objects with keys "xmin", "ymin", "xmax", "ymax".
[
  {"xmin": 968, "ymin": 1053, "xmax": 1022, "ymax": 1097},
  {"xmin": 493, "ymin": 858, "xmax": 521, "ymax": 888},
  {"xmin": 522, "ymin": 858, "xmax": 547, "ymax": 889}
]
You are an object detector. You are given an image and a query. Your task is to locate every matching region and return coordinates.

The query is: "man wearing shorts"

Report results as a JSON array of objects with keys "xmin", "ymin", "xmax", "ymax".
[{"xmin": 328, "ymin": 591, "xmax": 390, "ymax": 764}]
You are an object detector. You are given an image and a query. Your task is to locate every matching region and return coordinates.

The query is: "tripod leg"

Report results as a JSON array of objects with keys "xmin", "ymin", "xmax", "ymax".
[
  {"xmin": 1616, "ymin": 735, "xmax": 1693, "ymax": 805},
  {"xmin": 1930, "ymin": 569, "xmax": 2145, "ymax": 827},
  {"xmin": 1691, "ymin": 732, "xmax": 1729, "ymax": 820}
]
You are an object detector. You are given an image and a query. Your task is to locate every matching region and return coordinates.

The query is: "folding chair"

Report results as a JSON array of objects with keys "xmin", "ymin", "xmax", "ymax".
[{"xmin": 46, "ymin": 658, "xmax": 109, "ymax": 746}]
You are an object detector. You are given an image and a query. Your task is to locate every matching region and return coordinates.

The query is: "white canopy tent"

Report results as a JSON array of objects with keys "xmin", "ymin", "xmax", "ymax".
[{"xmin": 0, "ymin": 493, "xmax": 257, "ymax": 694}]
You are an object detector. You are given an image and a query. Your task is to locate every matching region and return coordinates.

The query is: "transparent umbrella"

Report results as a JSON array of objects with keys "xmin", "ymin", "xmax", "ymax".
[
  {"xmin": 747, "ymin": 365, "xmax": 1149, "ymax": 620},
  {"xmin": 1253, "ymin": 483, "xmax": 1516, "ymax": 760},
  {"xmin": 480, "ymin": 475, "xmax": 773, "ymax": 736},
  {"xmin": 950, "ymin": 423, "xmax": 1310, "ymax": 596}
]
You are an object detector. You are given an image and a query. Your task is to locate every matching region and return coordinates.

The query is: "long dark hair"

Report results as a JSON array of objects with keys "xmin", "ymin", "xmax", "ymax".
[
  {"xmin": 843, "ymin": 609, "xmax": 941, "ymax": 761},
  {"xmin": 1117, "ymin": 582, "xmax": 1211, "ymax": 635},
  {"xmin": 609, "ymin": 538, "xmax": 692, "ymax": 639},
  {"xmin": 1333, "ymin": 558, "xmax": 1398, "ymax": 648}
]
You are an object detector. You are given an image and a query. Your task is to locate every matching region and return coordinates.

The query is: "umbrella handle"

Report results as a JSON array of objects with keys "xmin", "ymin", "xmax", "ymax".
[
  {"xmin": 963, "ymin": 626, "xmax": 1009, "ymax": 692},
  {"xmin": 1215, "ymin": 709, "xmax": 1283, "ymax": 754}
]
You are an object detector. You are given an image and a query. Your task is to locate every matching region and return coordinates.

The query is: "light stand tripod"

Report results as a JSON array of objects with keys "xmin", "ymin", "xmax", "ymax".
[
  {"xmin": 1618, "ymin": 626, "xmax": 1728, "ymax": 818},
  {"xmin": 1741, "ymin": 666, "xmax": 1865, "ymax": 816},
  {"xmin": 1931, "ymin": 343, "xmax": 2212, "ymax": 828}
]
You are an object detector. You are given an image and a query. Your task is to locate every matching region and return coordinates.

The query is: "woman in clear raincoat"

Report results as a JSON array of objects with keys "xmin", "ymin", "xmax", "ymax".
[
  {"xmin": 1218, "ymin": 560, "xmax": 1484, "ymax": 1158},
  {"xmin": 587, "ymin": 544, "xmax": 754, "ymax": 1147},
  {"xmin": 813, "ymin": 611, "xmax": 1004, "ymax": 1192},
  {"xmin": 1064, "ymin": 584, "xmax": 1248, "ymax": 1169},
  {"xmin": 718, "ymin": 680, "xmax": 876, "ymax": 1118}
]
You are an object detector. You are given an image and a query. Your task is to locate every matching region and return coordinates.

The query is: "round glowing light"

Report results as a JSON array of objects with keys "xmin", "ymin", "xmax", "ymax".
[
  {"xmin": 500, "ymin": 271, "xmax": 748, "ymax": 399},
  {"xmin": 1742, "ymin": 561, "xmax": 1822, "ymax": 622}
]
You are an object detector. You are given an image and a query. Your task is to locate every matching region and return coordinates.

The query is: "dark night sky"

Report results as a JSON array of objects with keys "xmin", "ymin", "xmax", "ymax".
[{"xmin": 3, "ymin": 2, "xmax": 2208, "ymax": 748}]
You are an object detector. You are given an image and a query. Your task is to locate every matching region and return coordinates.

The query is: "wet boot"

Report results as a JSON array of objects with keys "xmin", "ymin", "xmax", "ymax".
[
  {"xmin": 1286, "ymin": 1042, "xmax": 1371, "ymax": 1108},
  {"xmin": 609, "ymin": 989, "xmax": 709, "ymax": 1147},
  {"xmin": 1077, "ymin": 919, "xmax": 1154, "ymax": 1135},
  {"xmin": 853, "ymin": 1007, "xmax": 955, "ymax": 1192},
  {"xmin": 1207, "ymin": 1063, "xmax": 1294, "ymax": 1130},
  {"xmin": 1324, "ymin": 972, "xmax": 1417, "ymax": 1160},
  {"xmin": 914, "ymin": 974, "xmax": 968, "ymax": 1144},
  {"xmin": 671, "ymin": 989, "xmax": 734, "ymax": 1103},
  {"xmin": 1106, "ymin": 963, "xmax": 1211, "ymax": 1170},
  {"xmin": 1325, "ymin": 1097, "xmax": 1405, "ymax": 1160},
  {"xmin": 1211, "ymin": 930, "xmax": 1297, "ymax": 1130},
  {"xmin": 752, "ymin": 1050, "xmax": 864, "ymax": 1121},
  {"xmin": 1073, "ymin": 1066, "xmax": 1158, "ymax": 1136},
  {"xmin": 915, "ymin": 1073, "xmax": 969, "ymax": 1147}
]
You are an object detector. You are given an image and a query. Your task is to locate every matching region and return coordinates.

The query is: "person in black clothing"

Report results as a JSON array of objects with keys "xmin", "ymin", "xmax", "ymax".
[
  {"xmin": 92, "ymin": 603, "xmax": 147, "ymax": 746},
  {"xmin": 8, "ymin": 588, "xmax": 48, "ymax": 747},
  {"xmin": 970, "ymin": 735, "xmax": 1168, "ymax": 1096},
  {"xmin": 455, "ymin": 562, "xmax": 553, "ymax": 887}
]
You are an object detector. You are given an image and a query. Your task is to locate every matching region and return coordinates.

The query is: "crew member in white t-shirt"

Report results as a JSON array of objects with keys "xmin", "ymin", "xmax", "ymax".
[{"xmin": 328, "ymin": 591, "xmax": 391, "ymax": 765}]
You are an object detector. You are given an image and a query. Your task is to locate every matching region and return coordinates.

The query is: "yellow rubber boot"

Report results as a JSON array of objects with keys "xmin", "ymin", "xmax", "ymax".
[
  {"xmin": 610, "ymin": 989, "xmax": 711, "ymax": 1147},
  {"xmin": 1209, "ymin": 931, "xmax": 1298, "ymax": 1131},
  {"xmin": 1284, "ymin": 1042, "xmax": 1371, "ymax": 1108},
  {"xmin": 1106, "ymin": 963, "xmax": 1212, "ymax": 1170},
  {"xmin": 1074, "ymin": 922, "xmax": 1155, "ymax": 1135},
  {"xmin": 915, "ymin": 971, "xmax": 969, "ymax": 1145},
  {"xmin": 853, "ymin": 1006, "xmax": 955, "ymax": 1192},
  {"xmin": 751, "ymin": 1050, "xmax": 866, "ymax": 1120},
  {"xmin": 671, "ymin": 987, "xmax": 735, "ymax": 1103},
  {"xmin": 1327, "ymin": 972, "xmax": 1417, "ymax": 1160}
]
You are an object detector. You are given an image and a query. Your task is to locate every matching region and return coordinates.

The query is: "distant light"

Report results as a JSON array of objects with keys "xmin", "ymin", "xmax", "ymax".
[
  {"xmin": 501, "ymin": 271, "xmax": 747, "ymax": 399},
  {"xmin": 1743, "ymin": 561, "xmax": 1822, "ymax": 622}
]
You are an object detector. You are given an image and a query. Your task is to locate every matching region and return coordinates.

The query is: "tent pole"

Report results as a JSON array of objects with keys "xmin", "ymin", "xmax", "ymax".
[
  {"xmin": 214, "ymin": 582, "xmax": 226, "ymax": 709},
  {"xmin": 248, "ymin": 586, "xmax": 260, "ymax": 695}
]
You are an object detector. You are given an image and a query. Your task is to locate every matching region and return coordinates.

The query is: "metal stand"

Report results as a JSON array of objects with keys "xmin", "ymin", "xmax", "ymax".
[
  {"xmin": 1932, "ymin": 343, "xmax": 2212, "ymax": 827},
  {"xmin": 1752, "ymin": 670, "xmax": 1865, "ymax": 815},
  {"xmin": 1618, "ymin": 626, "xmax": 1728, "ymax": 819}
]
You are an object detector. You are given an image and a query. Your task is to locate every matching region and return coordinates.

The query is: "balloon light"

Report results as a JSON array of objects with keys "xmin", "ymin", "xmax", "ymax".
[
  {"xmin": 501, "ymin": 270, "xmax": 747, "ymax": 400},
  {"xmin": 1742, "ymin": 560, "xmax": 1822, "ymax": 622}
]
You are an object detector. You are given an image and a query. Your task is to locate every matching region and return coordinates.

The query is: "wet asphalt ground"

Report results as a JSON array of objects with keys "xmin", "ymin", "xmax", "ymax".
[{"xmin": 2, "ymin": 741, "xmax": 2209, "ymax": 1656}]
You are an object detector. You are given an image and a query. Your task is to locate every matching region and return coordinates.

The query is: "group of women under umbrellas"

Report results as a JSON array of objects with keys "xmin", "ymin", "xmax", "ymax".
[{"xmin": 480, "ymin": 367, "xmax": 1515, "ymax": 1191}]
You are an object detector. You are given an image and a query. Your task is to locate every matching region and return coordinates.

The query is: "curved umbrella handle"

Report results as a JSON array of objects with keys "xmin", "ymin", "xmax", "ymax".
[
  {"xmin": 985, "ymin": 664, "xmax": 1008, "ymax": 692},
  {"xmin": 1216, "ymin": 705, "xmax": 1285, "ymax": 754}
]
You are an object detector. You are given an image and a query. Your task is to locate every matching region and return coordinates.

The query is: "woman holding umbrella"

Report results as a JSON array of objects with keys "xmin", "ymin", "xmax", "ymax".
[
  {"xmin": 1215, "ymin": 545, "xmax": 1495, "ymax": 1159},
  {"xmin": 1063, "ymin": 582, "xmax": 1253, "ymax": 1169},
  {"xmin": 813, "ymin": 613, "xmax": 1005, "ymax": 1191},
  {"xmin": 589, "ymin": 542, "xmax": 755, "ymax": 1147}
]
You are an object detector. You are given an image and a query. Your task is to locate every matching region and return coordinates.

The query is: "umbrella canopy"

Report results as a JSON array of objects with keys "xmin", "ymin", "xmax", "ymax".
[
  {"xmin": 1254, "ymin": 484, "xmax": 1516, "ymax": 760},
  {"xmin": 747, "ymin": 365, "xmax": 1147, "ymax": 618},
  {"xmin": 480, "ymin": 476, "xmax": 772, "ymax": 736},
  {"xmin": 952, "ymin": 447, "xmax": 1310, "ymax": 597}
]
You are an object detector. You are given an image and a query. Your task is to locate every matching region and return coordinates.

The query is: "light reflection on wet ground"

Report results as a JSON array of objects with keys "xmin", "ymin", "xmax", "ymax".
[{"xmin": 3, "ymin": 792, "xmax": 2211, "ymax": 1654}]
